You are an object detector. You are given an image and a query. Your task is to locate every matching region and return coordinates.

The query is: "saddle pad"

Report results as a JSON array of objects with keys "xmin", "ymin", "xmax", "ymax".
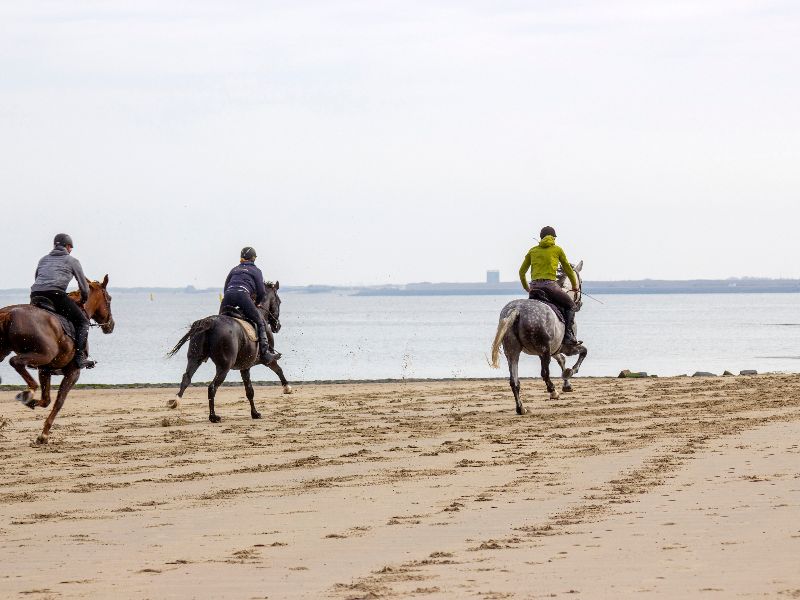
[
  {"xmin": 233, "ymin": 318, "xmax": 258, "ymax": 342},
  {"xmin": 527, "ymin": 293, "xmax": 565, "ymax": 325},
  {"xmin": 31, "ymin": 304, "xmax": 76, "ymax": 341}
]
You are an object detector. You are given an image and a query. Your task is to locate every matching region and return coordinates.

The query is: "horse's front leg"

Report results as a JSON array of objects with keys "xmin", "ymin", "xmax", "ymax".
[
  {"xmin": 553, "ymin": 354, "xmax": 572, "ymax": 392},
  {"xmin": 540, "ymin": 353, "xmax": 558, "ymax": 400},
  {"xmin": 9, "ymin": 353, "xmax": 46, "ymax": 408},
  {"xmin": 266, "ymin": 360, "xmax": 292, "ymax": 394},
  {"xmin": 240, "ymin": 368, "xmax": 261, "ymax": 419},
  {"xmin": 37, "ymin": 365, "xmax": 80, "ymax": 444},
  {"xmin": 208, "ymin": 365, "xmax": 229, "ymax": 423},
  {"xmin": 570, "ymin": 345, "xmax": 588, "ymax": 376},
  {"xmin": 37, "ymin": 369, "xmax": 52, "ymax": 408}
]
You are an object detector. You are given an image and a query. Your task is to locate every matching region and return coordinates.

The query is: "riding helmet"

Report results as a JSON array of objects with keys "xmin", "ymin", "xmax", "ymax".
[
  {"xmin": 53, "ymin": 233, "xmax": 74, "ymax": 248},
  {"xmin": 540, "ymin": 226, "xmax": 556, "ymax": 239},
  {"xmin": 241, "ymin": 246, "xmax": 257, "ymax": 261}
]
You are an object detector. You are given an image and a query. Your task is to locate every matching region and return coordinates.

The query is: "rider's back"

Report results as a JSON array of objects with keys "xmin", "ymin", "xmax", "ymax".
[
  {"xmin": 31, "ymin": 247, "xmax": 89, "ymax": 298},
  {"xmin": 522, "ymin": 236, "xmax": 573, "ymax": 283}
]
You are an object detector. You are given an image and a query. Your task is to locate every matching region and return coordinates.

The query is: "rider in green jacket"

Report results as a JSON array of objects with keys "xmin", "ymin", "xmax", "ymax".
[{"xmin": 519, "ymin": 226, "xmax": 580, "ymax": 346}]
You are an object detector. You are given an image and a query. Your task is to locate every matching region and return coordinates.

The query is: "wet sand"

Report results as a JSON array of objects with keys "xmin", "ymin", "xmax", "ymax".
[{"xmin": 1, "ymin": 375, "xmax": 799, "ymax": 599}]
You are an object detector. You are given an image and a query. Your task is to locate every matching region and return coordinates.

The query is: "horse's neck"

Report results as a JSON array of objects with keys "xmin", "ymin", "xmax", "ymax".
[{"xmin": 74, "ymin": 290, "xmax": 97, "ymax": 319}]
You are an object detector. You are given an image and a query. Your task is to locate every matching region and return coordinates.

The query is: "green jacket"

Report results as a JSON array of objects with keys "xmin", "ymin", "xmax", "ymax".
[{"xmin": 519, "ymin": 235, "xmax": 577, "ymax": 291}]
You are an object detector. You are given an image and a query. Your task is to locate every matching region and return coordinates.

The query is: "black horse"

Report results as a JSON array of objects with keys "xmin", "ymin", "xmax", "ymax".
[{"xmin": 167, "ymin": 282, "xmax": 291, "ymax": 422}]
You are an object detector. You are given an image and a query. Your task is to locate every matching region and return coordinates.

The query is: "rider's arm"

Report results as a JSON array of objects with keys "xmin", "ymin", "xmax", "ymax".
[
  {"xmin": 224, "ymin": 269, "xmax": 233, "ymax": 292},
  {"xmin": 518, "ymin": 253, "xmax": 531, "ymax": 291},
  {"xmin": 252, "ymin": 266, "xmax": 266, "ymax": 305},
  {"xmin": 558, "ymin": 248, "xmax": 578, "ymax": 290},
  {"xmin": 70, "ymin": 257, "xmax": 90, "ymax": 303}
]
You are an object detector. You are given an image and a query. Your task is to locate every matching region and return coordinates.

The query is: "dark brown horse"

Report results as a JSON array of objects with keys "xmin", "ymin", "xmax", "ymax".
[
  {"xmin": 166, "ymin": 281, "xmax": 291, "ymax": 423},
  {"xmin": 0, "ymin": 276, "xmax": 115, "ymax": 444}
]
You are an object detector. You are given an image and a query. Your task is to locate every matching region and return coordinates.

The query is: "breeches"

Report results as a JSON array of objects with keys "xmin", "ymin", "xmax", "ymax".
[
  {"xmin": 30, "ymin": 290, "xmax": 89, "ymax": 326},
  {"xmin": 528, "ymin": 280, "xmax": 576, "ymax": 311},
  {"xmin": 220, "ymin": 290, "xmax": 265, "ymax": 327}
]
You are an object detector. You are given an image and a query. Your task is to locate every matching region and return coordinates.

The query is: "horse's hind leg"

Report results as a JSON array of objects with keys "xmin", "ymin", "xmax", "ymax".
[
  {"xmin": 240, "ymin": 368, "xmax": 261, "ymax": 419},
  {"xmin": 266, "ymin": 361, "xmax": 293, "ymax": 394},
  {"xmin": 9, "ymin": 353, "xmax": 47, "ymax": 408},
  {"xmin": 170, "ymin": 355, "xmax": 203, "ymax": 409},
  {"xmin": 540, "ymin": 353, "xmax": 559, "ymax": 400},
  {"xmin": 208, "ymin": 365, "xmax": 229, "ymax": 423},
  {"xmin": 504, "ymin": 346, "xmax": 525, "ymax": 415},
  {"xmin": 37, "ymin": 365, "xmax": 80, "ymax": 445}
]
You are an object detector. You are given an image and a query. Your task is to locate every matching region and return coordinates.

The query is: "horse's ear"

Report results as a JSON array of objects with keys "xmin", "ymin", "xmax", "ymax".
[
  {"xmin": 102, "ymin": 274, "xmax": 109, "ymax": 289},
  {"xmin": 275, "ymin": 280, "xmax": 279, "ymax": 290},
  {"xmin": 574, "ymin": 260, "xmax": 583, "ymax": 273}
]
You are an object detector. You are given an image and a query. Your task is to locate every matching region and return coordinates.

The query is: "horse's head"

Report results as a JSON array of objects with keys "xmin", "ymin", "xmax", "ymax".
[
  {"xmin": 84, "ymin": 274, "xmax": 115, "ymax": 334},
  {"xmin": 258, "ymin": 281, "xmax": 281, "ymax": 333},
  {"xmin": 557, "ymin": 261, "xmax": 583, "ymax": 311}
]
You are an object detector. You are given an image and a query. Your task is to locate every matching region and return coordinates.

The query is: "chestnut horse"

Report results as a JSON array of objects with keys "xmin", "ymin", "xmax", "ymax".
[{"xmin": 0, "ymin": 275, "xmax": 115, "ymax": 444}]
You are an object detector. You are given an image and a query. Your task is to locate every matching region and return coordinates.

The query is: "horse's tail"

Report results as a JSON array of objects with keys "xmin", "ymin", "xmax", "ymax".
[
  {"xmin": 490, "ymin": 308, "xmax": 519, "ymax": 368},
  {"xmin": 166, "ymin": 316, "xmax": 216, "ymax": 358}
]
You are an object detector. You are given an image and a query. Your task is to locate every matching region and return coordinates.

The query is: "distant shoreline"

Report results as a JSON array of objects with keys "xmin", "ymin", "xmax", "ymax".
[{"xmin": 2, "ymin": 278, "xmax": 800, "ymax": 296}]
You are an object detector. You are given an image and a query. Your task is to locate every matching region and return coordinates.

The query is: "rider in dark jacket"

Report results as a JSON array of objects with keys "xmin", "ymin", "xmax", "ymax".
[
  {"xmin": 30, "ymin": 233, "xmax": 95, "ymax": 368},
  {"xmin": 219, "ymin": 247, "xmax": 280, "ymax": 365}
]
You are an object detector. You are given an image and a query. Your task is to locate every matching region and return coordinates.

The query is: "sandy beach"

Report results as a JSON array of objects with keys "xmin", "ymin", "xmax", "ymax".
[{"xmin": 1, "ymin": 375, "xmax": 799, "ymax": 599}]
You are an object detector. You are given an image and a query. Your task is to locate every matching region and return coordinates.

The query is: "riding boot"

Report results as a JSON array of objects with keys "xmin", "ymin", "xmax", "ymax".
[
  {"xmin": 73, "ymin": 322, "xmax": 96, "ymax": 369},
  {"xmin": 562, "ymin": 308, "xmax": 582, "ymax": 347},
  {"xmin": 257, "ymin": 322, "xmax": 281, "ymax": 365}
]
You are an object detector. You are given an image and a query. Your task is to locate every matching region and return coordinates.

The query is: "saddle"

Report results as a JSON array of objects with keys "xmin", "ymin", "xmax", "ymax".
[
  {"xmin": 527, "ymin": 290, "xmax": 565, "ymax": 324},
  {"xmin": 218, "ymin": 306, "xmax": 258, "ymax": 342},
  {"xmin": 30, "ymin": 297, "xmax": 76, "ymax": 340}
]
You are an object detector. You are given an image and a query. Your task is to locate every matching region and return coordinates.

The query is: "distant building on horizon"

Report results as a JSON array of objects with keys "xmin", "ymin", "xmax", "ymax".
[{"xmin": 486, "ymin": 270, "xmax": 500, "ymax": 284}]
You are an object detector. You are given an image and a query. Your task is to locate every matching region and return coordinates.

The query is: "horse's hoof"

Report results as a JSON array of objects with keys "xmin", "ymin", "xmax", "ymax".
[
  {"xmin": 16, "ymin": 390, "xmax": 32, "ymax": 404},
  {"xmin": 167, "ymin": 397, "xmax": 179, "ymax": 409},
  {"xmin": 35, "ymin": 434, "xmax": 48, "ymax": 445},
  {"xmin": 562, "ymin": 385, "xmax": 573, "ymax": 393},
  {"xmin": 251, "ymin": 412, "xmax": 262, "ymax": 419},
  {"xmin": 209, "ymin": 415, "xmax": 221, "ymax": 423},
  {"xmin": 283, "ymin": 385, "xmax": 293, "ymax": 395},
  {"xmin": 549, "ymin": 391, "xmax": 560, "ymax": 400}
]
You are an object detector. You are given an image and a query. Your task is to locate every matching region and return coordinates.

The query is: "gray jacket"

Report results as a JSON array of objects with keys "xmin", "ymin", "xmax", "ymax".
[{"xmin": 31, "ymin": 247, "xmax": 90, "ymax": 301}]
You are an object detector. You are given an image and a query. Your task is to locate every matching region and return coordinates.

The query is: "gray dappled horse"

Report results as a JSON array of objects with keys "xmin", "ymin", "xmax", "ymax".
[
  {"xmin": 166, "ymin": 282, "xmax": 291, "ymax": 423},
  {"xmin": 490, "ymin": 261, "xmax": 588, "ymax": 414}
]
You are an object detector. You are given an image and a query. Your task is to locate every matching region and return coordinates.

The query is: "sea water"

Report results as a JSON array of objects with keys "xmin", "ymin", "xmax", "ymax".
[{"xmin": 0, "ymin": 290, "xmax": 797, "ymax": 385}]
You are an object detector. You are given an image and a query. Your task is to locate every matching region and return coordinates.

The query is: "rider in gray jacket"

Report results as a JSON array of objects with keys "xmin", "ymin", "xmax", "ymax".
[{"xmin": 30, "ymin": 234, "xmax": 95, "ymax": 368}]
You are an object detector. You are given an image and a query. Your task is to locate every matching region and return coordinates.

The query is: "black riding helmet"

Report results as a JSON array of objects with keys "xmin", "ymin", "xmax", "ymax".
[
  {"xmin": 54, "ymin": 233, "xmax": 74, "ymax": 248},
  {"xmin": 241, "ymin": 246, "xmax": 257, "ymax": 261},
  {"xmin": 539, "ymin": 226, "xmax": 556, "ymax": 239}
]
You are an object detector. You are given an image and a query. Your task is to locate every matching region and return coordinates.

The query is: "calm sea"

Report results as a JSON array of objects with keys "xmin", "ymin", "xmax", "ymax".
[{"xmin": 0, "ymin": 290, "xmax": 797, "ymax": 385}]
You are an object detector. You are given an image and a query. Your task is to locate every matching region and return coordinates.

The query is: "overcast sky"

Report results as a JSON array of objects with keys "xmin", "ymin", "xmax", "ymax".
[{"xmin": 1, "ymin": 1, "xmax": 798, "ymax": 288}]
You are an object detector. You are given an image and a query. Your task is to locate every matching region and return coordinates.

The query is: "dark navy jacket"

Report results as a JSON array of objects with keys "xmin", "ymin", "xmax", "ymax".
[{"xmin": 224, "ymin": 262, "xmax": 266, "ymax": 304}]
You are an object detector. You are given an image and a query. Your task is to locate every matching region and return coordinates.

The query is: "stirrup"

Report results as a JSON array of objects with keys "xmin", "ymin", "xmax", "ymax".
[
  {"xmin": 260, "ymin": 350, "xmax": 282, "ymax": 365},
  {"xmin": 73, "ymin": 353, "xmax": 96, "ymax": 369}
]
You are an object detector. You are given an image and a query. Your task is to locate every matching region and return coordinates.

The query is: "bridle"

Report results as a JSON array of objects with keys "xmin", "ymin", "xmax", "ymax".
[
  {"xmin": 258, "ymin": 299, "xmax": 280, "ymax": 330},
  {"xmin": 557, "ymin": 269, "xmax": 582, "ymax": 310},
  {"xmin": 84, "ymin": 288, "xmax": 114, "ymax": 330}
]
